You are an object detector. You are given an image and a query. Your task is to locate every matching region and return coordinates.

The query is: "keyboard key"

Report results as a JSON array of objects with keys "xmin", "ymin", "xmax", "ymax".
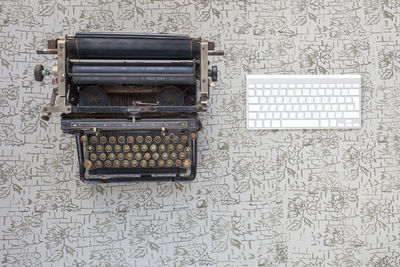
[
  {"xmin": 281, "ymin": 112, "xmax": 288, "ymax": 119},
  {"xmin": 272, "ymin": 120, "xmax": 280, "ymax": 127},
  {"xmin": 262, "ymin": 105, "xmax": 268, "ymax": 111},
  {"xmin": 305, "ymin": 112, "xmax": 312, "ymax": 118},
  {"xmin": 334, "ymin": 89, "xmax": 340, "ymax": 95},
  {"xmin": 266, "ymin": 113, "xmax": 273, "ymax": 118},
  {"xmin": 248, "ymin": 89, "xmax": 255, "ymax": 96},
  {"xmin": 321, "ymin": 120, "xmax": 329, "ymax": 127},
  {"xmin": 281, "ymin": 120, "xmax": 319, "ymax": 127},
  {"xmin": 264, "ymin": 120, "xmax": 271, "ymax": 127},
  {"xmin": 343, "ymin": 112, "xmax": 359, "ymax": 118},
  {"xmin": 249, "ymin": 105, "xmax": 260, "ymax": 111},
  {"xmin": 256, "ymin": 90, "xmax": 263, "ymax": 96},
  {"xmin": 256, "ymin": 120, "xmax": 263, "ymax": 127},
  {"xmin": 304, "ymin": 89, "xmax": 310, "ymax": 95},
  {"xmin": 248, "ymin": 84, "xmax": 255, "ymax": 88},
  {"xmin": 260, "ymin": 97, "xmax": 266, "ymax": 103},
  {"xmin": 330, "ymin": 120, "xmax": 337, "ymax": 126},
  {"xmin": 249, "ymin": 120, "xmax": 255, "ymax": 127},
  {"xmin": 273, "ymin": 113, "xmax": 280, "ymax": 119},
  {"xmin": 258, "ymin": 113, "xmax": 265, "ymax": 119},
  {"xmin": 349, "ymin": 89, "xmax": 359, "ymax": 95},
  {"xmin": 286, "ymin": 105, "xmax": 292, "ymax": 111},
  {"xmin": 297, "ymin": 113, "xmax": 305, "ymax": 119},
  {"xmin": 249, "ymin": 97, "xmax": 259, "ymax": 103},
  {"xmin": 249, "ymin": 113, "xmax": 257, "ymax": 119}
]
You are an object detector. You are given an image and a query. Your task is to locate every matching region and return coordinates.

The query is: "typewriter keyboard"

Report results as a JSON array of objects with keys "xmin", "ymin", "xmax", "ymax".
[{"xmin": 80, "ymin": 131, "xmax": 194, "ymax": 172}]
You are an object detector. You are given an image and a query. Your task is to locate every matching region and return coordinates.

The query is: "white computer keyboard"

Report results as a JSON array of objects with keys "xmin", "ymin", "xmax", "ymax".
[{"xmin": 246, "ymin": 75, "xmax": 361, "ymax": 129}]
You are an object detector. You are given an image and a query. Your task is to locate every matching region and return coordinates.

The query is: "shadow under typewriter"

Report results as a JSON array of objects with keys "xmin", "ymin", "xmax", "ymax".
[{"xmin": 35, "ymin": 32, "xmax": 223, "ymax": 182}]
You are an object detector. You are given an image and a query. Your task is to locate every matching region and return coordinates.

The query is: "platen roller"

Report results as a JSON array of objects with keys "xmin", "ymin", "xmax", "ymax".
[
  {"xmin": 66, "ymin": 32, "xmax": 201, "ymax": 60},
  {"xmin": 71, "ymin": 62, "xmax": 195, "ymax": 85}
]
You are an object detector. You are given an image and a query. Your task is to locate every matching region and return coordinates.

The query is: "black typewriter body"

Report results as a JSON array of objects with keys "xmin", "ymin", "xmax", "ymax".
[{"xmin": 35, "ymin": 32, "xmax": 223, "ymax": 183}]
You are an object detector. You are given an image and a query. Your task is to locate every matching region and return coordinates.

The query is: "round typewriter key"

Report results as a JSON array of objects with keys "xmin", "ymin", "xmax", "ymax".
[
  {"xmin": 175, "ymin": 159, "xmax": 182, "ymax": 167},
  {"xmin": 105, "ymin": 145, "xmax": 112, "ymax": 152},
  {"xmin": 136, "ymin": 136, "xmax": 144, "ymax": 143},
  {"xmin": 141, "ymin": 144, "xmax": 148, "ymax": 152},
  {"xmin": 170, "ymin": 152, "xmax": 177, "ymax": 160},
  {"xmin": 132, "ymin": 144, "xmax": 139, "ymax": 152},
  {"xmin": 84, "ymin": 160, "xmax": 92, "ymax": 169},
  {"xmin": 179, "ymin": 152, "xmax": 186, "ymax": 160},
  {"xmin": 90, "ymin": 153, "xmax": 97, "ymax": 161},
  {"xmin": 113, "ymin": 160, "xmax": 121, "ymax": 167},
  {"xmin": 135, "ymin": 153, "xmax": 142, "ymax": 160},
  {"xmin": 100, "ymin": 136, "xmax": 107, "ymax": 143},
  {"xmin": 114, "ymin": 145, "xmax": 121, "ymax": 152},
  {"xmin": 131, "ymin": 160, "xmax": 138, "ymax": 167},
  {"xmin": 167, "ymin": 160, "xmax": 174, "ymax": 167},
  {"xmin": 117, "ymin": 153, "xmax": 124, "ymax": 160},
  {"xmin": 126, "ymin": 153, "xmax": 133, "ymax": 160},
  {"xmin": 95, "ymin": 161, "xmax": 102, "ymax": 168},
  {"xmin": 176, "ymin": 144, "xmax": 184, "ymax": 151},
  {"xmin": 150, "ymin": 144, "xmax": 157, "ymax": 152},
  {"xmin": 118, "ymin": 136, "xmax": 125, "ymax": 143},
  {"xmin": 184, "ymin": 147, "xmax": 191, "ymax": 153},
  {"xmin": 108, "ymin": 153, "xmax": 116, "ymax": 160},
  {"xmin": 122, "ymin": 160, "xmax": 129, "ymax": 167},
  {"xmin": 104, "ymin": 160, "xmax": 112, "ymax": 167},
  {"xmin": 154, "ymin": 136, "xmax": 161, "ymax": 143},
  {"xmin": 148, "ymin": 159, "xmax": 156, "ymax": 167},
  {"xmin": 181, "ymin": 135, "xmax": 188, "ymax": 143},
  {"xmin": 96, "ymin": 145, "xmax": 103, "ymax": 152},
  {"xmin": 158, "ymin": 160, "xmax": 165, "ymax": 167},
  {"xmin": 99, "ymin": 153, "xmax": 107, "ymax": 161},
  {"xmin": 109, "ymin": 136, "xmax": 116, "ymax": 144},
  {"xmin": 163, "ymin": 136, "xmax": 170, "ymax": 143},
  {"xmin": 80, "ymin": 135, "xmax": 88, "ymax": 143},
  {"xmin": 143, "ymin": 153, "xmax": 151, "ymax": 160},
  {"xmin": 183, "ymin": 159, "xmax": 191, "ymax": 167},
  {"xmin": 173, "ymin": 136, "xmax": 179, "ymax": 143},
  {"xmin": 127, "ymin": 136, "xmax": 134, "ymax": 143},
  {"xmin": 87, "ymin": 145, "xmax": 94, "ymax": 152},
  {"xmin": 145, "ymin": 136, "xmax": 152, "ymax": 143},
  {"xmin": 123, "ymin": 145, "xmax": 130, "ymax": 152},
  {"xmin": 168, "ymin": 144, "xmax": 175, "ymax": 151},
  {"xmin": 90, "ymin": 136, "xmax": 98, "ymax": 143},
  {"xmin": 140, "ymin": 160, "xmax": 147, "ymax": 167},
  {"xmin": 161, "ymin": 152, "xmax": 169, "ymax": 160},
  {"xmin": 152, "ymin": 153, "xmax": 160, "ymax": 160},
  {"xmin": 168, "ymin": 133, "xmax": 175, "ymax": 140},
  {"xmin": 159, "ymin": 144, "xmax": 166, "ymax": 152}
]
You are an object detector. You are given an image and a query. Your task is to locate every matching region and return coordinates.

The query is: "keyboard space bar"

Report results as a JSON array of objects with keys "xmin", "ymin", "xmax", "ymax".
[{"xmin": 281, "ymin": 120, "xmax": 320, "ymax": 128}]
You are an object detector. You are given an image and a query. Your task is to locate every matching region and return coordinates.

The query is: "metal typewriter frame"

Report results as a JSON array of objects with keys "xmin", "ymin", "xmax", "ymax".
[
  {"xmin": 40, "ymin": 35, "xmax": 220, "ymax": 118},
  {"xmin": 36, "ymin": 33, "xmax": 223, "ymax": 182}
]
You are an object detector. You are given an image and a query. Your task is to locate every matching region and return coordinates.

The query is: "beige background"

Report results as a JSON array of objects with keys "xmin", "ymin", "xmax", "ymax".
[{"xmin": 1, "ymin": 0, "xmax": 400, "ymax": 266}]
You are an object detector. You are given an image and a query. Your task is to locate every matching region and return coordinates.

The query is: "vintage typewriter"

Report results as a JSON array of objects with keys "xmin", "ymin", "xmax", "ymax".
[{"xmin": 34, "ymin": 32, "xmax": 223, "ymax": 182}]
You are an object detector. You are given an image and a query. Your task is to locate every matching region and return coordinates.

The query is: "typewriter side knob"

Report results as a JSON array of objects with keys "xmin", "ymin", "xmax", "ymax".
[
  {"xmin": 210, "ymin": 66, "xmax": 218, "ymax": 82},
  {"xmin": 34, "ymin": 64, "xmax": 45, "ymax": 81}
]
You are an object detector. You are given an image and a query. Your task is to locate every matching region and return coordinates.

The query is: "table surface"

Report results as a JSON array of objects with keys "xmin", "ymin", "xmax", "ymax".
[{"xmin": 1, "ymin": 0, "xmax": 400, "ymax": 266}]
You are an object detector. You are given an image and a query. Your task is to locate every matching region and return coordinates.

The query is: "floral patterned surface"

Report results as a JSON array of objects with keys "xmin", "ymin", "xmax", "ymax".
[{"xmin": 1, "ymin": 0, "xmax": 400, "ymax": 266}]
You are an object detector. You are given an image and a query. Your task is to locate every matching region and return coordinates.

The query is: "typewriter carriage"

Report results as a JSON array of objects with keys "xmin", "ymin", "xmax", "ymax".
[{"xmin": 35, "ymin": 32, "xmax": 223, "ymax": 182}]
